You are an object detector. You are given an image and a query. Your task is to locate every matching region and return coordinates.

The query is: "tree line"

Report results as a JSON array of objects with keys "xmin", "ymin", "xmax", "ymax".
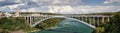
[{"xmin": 94, "ymin": 11, "xmax": 120, "ymax": 33}]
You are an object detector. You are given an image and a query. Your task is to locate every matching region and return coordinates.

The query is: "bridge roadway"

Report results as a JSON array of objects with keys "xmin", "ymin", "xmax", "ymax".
[{"xmin": 23, "ymin": 14, "xmax": 112, "ymax": 27}]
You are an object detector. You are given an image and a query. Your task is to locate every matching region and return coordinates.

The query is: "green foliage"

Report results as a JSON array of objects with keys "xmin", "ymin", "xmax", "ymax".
[
  {"xmin": 0, "ymin": 17, "xmax": 30, "ymax": 33},
  {"xmin": 103, "ymin": 11, "xmax": 120, "ymax": 33},
  {"xmin": 93, "ymin": 11, "xmax": 120, "ymax": 33},
  {"xmin": 37, "ymin": 18, "xmax": 64, "ymax": 30}
]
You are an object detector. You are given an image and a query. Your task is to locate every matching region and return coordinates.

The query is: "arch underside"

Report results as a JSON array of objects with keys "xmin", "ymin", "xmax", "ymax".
[{"xmin": 32, "ymin": 16, "xmax": 96, "ymax": 29}]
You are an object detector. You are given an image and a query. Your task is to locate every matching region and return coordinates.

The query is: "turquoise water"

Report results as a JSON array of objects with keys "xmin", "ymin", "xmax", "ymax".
[{"xmin": 30, "ymin": 18, "xmax": 94, "ymax": 33}]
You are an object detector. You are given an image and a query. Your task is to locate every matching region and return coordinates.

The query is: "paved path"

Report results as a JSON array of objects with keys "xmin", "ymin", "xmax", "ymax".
[{"xmin": 10, "ymin": 30, "xmax": 24, "ymax": 33}]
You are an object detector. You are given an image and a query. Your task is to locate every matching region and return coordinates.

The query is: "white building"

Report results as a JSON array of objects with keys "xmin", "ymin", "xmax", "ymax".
[
  {"xmin": 5, "ymin": 12, "xmax": 12, "ymax": 17},
  {"xmin": 0, "ymin": 11, "xmax": 2, "ymax": 16},
  {"xmin": 15, "ymin": 8, "xmax": 20, "ymax": 17}
]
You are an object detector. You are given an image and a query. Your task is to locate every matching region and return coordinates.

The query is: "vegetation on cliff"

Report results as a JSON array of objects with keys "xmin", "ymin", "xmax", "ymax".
[
  {"xmin": 35, "ymin": 18, "xmax": 65, "ymax": 30},
  {"xmin": 0, "ymin": 17, "xmax": 30, "ymax": 33},
  {"xmin": 94, "ymin": 11, "xmax": 120, "ymax": 33},
  {"xmin": 103, "ymin": 11, "xmax": 120, "ymax": 33}
]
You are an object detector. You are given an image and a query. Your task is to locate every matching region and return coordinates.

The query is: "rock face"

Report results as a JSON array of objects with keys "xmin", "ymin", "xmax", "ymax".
[{"xmin": 10, "ymin": 30, "xmax": 24, "ymax": 33}]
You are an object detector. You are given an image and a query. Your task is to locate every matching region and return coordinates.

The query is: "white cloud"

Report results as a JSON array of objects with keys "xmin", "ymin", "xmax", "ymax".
[
  {"xmin": 31, "ymin": 0, "xmax": 81, "ymax": 5},
  {"xmin": 48, "ymin": 6, "xmax": 74, "ymax": 13},
  {"xmin": 0, "ymin": 3, "xmax": 25, "ymax": 12},
  {"xmin": 19, "ymin": 5, "xmax": 120, "ymax": 14},
  {"xmin": 21, "ymin": 8, "xmax": 37, "ymax": 12},
  {"xmin": 104, "ymin": 0, "xmax": 120, "ymax": 4},
  {"xmin": 75, "ymin": 6, "xmax": 119, "ymax": 13},
  {"xmin": 0, "ymin": 0, "xmax": 4, "ymax": 2},
  {"xmin": 47, "ymin": 6, "xmax": 120, "ymax": 14},
  {"xmin": 14, "ymin": 0, "xmax": 22, "ymax": 3},
  {"xmin": 0, "ymin": 0, "xmax": 120, "ymax": 14},
  {"xmin": 6, "ymin": 3, "xmax": 25, "ymax": 9}
]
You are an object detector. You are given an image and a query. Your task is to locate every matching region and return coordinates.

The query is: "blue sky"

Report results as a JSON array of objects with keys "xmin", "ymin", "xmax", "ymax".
[{"xmin": 0, "ymin": 0, "xmax": 120, "ymax": 14}]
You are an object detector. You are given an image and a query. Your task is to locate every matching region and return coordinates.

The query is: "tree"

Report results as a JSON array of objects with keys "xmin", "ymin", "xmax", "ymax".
[
  {"xmin": 104, "ymin": 11, "xmax": 120, "ymax": 33},
  {"xmin": 0, "ymin": 17, "xmax": 30, "ymax": 33},
  {"xmin": 36, "ymin": 18, "xmax": 64, "ymax": 30}
]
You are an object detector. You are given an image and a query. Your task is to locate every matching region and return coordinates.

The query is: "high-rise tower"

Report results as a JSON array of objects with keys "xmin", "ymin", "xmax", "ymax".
[{"xmin": 15, "ymin": 8, "xmax": 19, "ymax": 17}]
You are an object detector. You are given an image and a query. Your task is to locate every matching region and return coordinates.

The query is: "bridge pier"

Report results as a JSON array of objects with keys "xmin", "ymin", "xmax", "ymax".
[
  {"xmin": 102, "ymin": 16, "xmax": 105, "ymax": 24},
  {"xmin": 85, "ymin": 17, "xmax": 88, "ymax": 23},
  {"xmin": 97, "ymin": 17, "xmax": 100, "ymax": 26},
  {"xmin": 107, "ymin": 17, "xmax": 110, "ymax": 22},
  {"xmin": 30, "ymin": 16, "xmax": 32, "ymax": 26},
  {"xmin": 89, "ymin": 17, "xmax": 92, "ymax": 25},
  {"xmin": 81, "ymin": 17, "xmax": 84, "ymax": 21},
  {"xmin": 92, "ymin": 17, "xmax": 96, "ymax": 26}
]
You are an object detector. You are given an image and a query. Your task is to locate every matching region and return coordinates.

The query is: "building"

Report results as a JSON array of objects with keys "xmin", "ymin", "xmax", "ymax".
[
  {"xmin": 15, "ymin": 8, "xmax": 20, "ymax": 17},
  {"xmin": 4, "ymin": 12, "xmax": 12, "ymax": 17}
]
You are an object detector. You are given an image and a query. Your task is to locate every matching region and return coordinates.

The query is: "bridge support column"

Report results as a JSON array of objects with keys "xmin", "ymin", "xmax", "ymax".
[
  {"xmin": 26, "ymin": 16, "xmax": 29, "ymax": 23},
  {"xmin": 25, "ymin": 16, "xmax": 30, "ymax": 24},
  {"xmin": 85, "ymin": 17, "xmax": 88, "ymax": 22},
  {"xmin": 92, "ymin": 17, "xmax": 96, "ymax": 26},
  {"xmin": 107, "ymin": 17, "xmax": 110, "ymax": 22},
  {"xmin": 81, "ymin": 17, "xmax": 84, "ymax": 21},
  {"xmin": 88, "ymin": 17, "xmax": 92, "ymax": 25},
  {"xmin": 97, "ymin": 17, "xmax": 100, "ymax": 26},
  {"xmin": 32, "ymin": 16, "xmax": 34, "ymax": 24},
  {"xmin": 29, "ymin": 16, "xmax": 32, "ymax": 26},
  {"xmin": 32, "ymin": 16, "xmax": 35, "ymax": 24},
  {"xmin": 102, "ymin": 16, "xmax": 105, "ymax": 24},
  {"xmin": 24, "ymin": 16, "xmax": 27, "ymax": 22}
]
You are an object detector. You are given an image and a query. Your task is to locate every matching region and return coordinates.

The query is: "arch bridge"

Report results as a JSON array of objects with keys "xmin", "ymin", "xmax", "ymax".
[{"xmin": 23, "ymin": 15, "xmax": 112, "ymax": 28}]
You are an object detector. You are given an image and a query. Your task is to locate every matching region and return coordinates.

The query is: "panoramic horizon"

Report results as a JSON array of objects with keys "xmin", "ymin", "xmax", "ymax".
[
  {"xmin": 0, "ymin": 0, "xmax": 120, "ymax": 14},
  {"xmin": 0, "ymin": 0, "xmax": 120, "ymax": 33}
]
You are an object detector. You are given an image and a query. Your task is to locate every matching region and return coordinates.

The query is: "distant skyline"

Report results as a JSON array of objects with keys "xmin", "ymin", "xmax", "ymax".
[{"xmin": 0, "ymin": 0, "xmax": 120, "ymax": 14}]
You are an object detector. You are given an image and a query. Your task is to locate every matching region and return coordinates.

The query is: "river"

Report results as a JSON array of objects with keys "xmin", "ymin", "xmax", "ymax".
[{"xmin": 29, "ymin": 18, "xmax": 94, "ymax": 33}]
